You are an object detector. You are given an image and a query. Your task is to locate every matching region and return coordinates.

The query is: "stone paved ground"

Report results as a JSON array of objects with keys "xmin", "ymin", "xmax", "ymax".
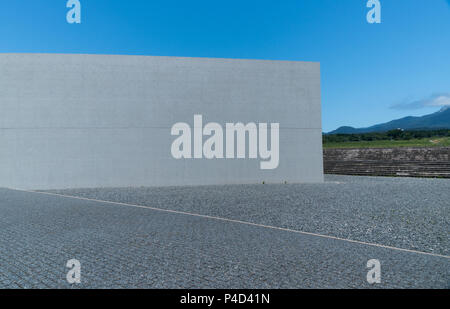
[{"xmin": 0, "ymin": 175, "xmax": 448, "ymax": 288}]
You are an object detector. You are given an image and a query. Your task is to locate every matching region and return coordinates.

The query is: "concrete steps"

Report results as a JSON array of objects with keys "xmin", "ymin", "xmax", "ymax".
[{"xmin": 323, "ymin": 148, "xmax": 450, "ymax": 178}]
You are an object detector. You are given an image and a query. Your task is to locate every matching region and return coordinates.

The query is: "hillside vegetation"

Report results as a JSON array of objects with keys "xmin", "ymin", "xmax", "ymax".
[{"xmin": 323, "ymin": 129, "xmax": 450, "ymax": 149}]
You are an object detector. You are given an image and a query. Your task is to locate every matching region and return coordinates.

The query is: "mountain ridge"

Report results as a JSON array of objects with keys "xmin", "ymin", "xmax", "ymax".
[{"xmin": 328, "ymin": 107, "xmax": 450, "ymax": 134}]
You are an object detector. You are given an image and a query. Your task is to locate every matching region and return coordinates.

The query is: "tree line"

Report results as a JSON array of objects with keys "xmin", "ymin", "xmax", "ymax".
[{"xmin": 323, "ymin": 129, "xmax": 450, "ymax": 143}]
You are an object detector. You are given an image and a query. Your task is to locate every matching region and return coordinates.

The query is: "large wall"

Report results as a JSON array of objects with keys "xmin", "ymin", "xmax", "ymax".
[{"xmin": 0, "ymin": 53, "xmax": 323, "ymax": 189}]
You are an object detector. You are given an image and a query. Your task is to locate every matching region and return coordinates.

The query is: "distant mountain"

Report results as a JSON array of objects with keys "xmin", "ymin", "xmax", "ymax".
[{"xmin": 328, "ymin": 106, "xmax": 450, "ymax": 134}]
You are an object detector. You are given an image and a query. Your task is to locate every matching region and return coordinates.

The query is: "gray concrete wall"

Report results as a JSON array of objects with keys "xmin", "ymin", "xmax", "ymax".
[{"xmin": 0, "ymin": 53, "xmax": 323, "ymax": 189}]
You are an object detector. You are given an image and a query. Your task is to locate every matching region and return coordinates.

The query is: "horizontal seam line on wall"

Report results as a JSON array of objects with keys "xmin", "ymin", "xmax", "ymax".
[{"xmin": 0, "ymin": 127, "xmax": 323, "ymax": 130}]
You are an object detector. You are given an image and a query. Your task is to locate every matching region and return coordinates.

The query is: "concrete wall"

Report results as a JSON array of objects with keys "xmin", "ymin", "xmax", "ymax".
[{"xmin": 0, "ymin": 53, "xmax": 323, "ymax": 189}]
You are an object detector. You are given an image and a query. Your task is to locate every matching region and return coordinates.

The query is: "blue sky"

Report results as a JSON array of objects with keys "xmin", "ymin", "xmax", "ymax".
[{"xmin": 0, "ymin": 0, "xmax": 449, "ymax": 132}]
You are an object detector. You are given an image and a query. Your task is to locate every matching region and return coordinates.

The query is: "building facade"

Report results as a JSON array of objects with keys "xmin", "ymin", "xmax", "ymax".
[{"xmin": 0, "ymin": 53, "xmax": 323, "ymax": 189}]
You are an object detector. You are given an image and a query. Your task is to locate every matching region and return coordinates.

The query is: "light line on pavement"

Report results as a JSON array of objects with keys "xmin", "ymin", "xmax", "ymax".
[{"xmin": 6, "ymin": 187, "xmax": 450, "ymax": 260}]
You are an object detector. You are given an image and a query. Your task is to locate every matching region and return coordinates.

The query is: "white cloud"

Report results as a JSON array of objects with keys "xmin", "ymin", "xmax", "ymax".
[
  {"xmin": 390, "ymin": 93, "xmax": 450, "ymax": 110},
  {"xmin": 431, "ymin": 95, "xmax": 450, "ymax": 106}
]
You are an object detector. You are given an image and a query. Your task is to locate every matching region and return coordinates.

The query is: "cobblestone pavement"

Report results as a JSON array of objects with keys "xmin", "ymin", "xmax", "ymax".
[{"xmin": 0, "ymin": 175, "xmax": 449, "ymax": 288}]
